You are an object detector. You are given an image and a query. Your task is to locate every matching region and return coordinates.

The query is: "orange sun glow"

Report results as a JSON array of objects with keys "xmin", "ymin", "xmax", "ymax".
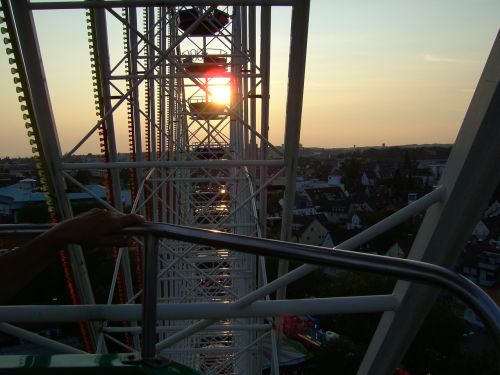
[{"xmin": 208, "ymin": 79, "xmax": 231, "ymax": 104}]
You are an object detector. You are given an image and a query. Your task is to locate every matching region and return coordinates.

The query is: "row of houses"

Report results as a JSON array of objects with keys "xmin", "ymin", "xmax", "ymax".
[
  {"xmin": 297, "ymin": 157, "xmax": 447, "ymax": 189},
  {"xmin": 273, "ymin": 184, "xmax": 378, "ymax": 233},
  {"xmin": 270, "ymin": 160, "xmax": 500, "ymax": 292}
]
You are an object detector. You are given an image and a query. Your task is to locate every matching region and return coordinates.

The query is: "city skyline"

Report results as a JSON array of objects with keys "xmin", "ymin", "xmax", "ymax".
[{"xmin": 0, "ymin": 0, "xmax": 499, "ymax": 156}]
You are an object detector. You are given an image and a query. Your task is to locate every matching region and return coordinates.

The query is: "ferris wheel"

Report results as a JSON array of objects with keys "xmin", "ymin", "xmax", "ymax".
[
  {"xmin": 0, "ymin": 0, "xmax": 310, "ymax": 373},
  {"xmin": 3, "ymin": 2, "xmax": 498, "ymax": 375}
]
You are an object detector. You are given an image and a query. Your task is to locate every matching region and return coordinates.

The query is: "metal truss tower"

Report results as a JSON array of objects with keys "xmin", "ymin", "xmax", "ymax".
[
  {"xmin": 3, "ymin": 1, "xmax": 498, "ymax": 375},
  {"xmin": 0, "ymin": 0, "xmax": 309, "ymax": 373}
]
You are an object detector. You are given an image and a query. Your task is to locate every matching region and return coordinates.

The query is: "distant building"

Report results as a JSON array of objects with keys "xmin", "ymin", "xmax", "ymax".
[
  {"xmin": 361, "ymin": 170, "xmax": 376, "ymax": 187},
  {"xmin": 346, "ymin": 212, "xmax": 365, "ymax": 231},
  {"xmin": 0, "ymin": 179, "xmax": 131, "ymax": 223},
  {"xmin": 304, "ymin": 186, "xmax": 352, "ymax": 224},
  {"xmin": 327, "ymin": 168, "xmax": 343, "ymax": 187},
  {"xmin": 462, "ymin": 250, "xmax": 500, "ymax": 287},
  {"xmin": 384, "ymin": 243, "xmax": 407, "ymax": 258},
  {"xmin": 484, "ymin": 200, "xmax": 500, "ymax": 219},
  {"xmin": 407, "ymin": 193, "xmax": 418, "ymax": 205},
  {"xmin": 472, "ymin": 220, "xmax": 490, "ymax": 241},
  {"xmin": 291, "ymin": 215, "xmax": 333, "ymax": 247}
]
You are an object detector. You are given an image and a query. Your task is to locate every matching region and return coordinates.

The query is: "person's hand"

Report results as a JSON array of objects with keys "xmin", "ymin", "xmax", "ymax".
[{"xmin": 48, "ymin": 208, "xmax": 144, "ymax": 248}]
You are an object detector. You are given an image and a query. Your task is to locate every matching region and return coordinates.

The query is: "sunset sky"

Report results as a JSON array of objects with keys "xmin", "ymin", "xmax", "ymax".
[{"xmin": 0, "ymin": 0, "xmax": 499, "ymax": 157}]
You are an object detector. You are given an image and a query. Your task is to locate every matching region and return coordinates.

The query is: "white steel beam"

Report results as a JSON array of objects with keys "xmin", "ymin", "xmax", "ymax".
[
  {"xmin": 358, "ymin": 30, "xmax": 500, "ymax": 375},
  {"xmin": 258, "ymin": 5, "xmax": 271, "ymax": 238},
  {"xmin": 61, "ymin": 160, "xmax": 283, "ymax": 169},
  {"xmin": 91, "ymin": 6, "xmax": 124, "ymax": 210},
  {"xmin": 0, "ymin": 295, "xmax": 399, "ymax": 322},
  {"xmin": 276, "ymin": 0, "xmax": 310, "ymax": 299},
  {"xmin": 91, "ymin": 7, "xmax": 138, "ymax": 317},
  {"xmin": 30, "ymin": 1, "xmax": 295, "ymax": 10},
  {"xmin": 103, "ymin": 323, "xmax": 272, "ymax": 334},
  {"xmin": 5, "ymin": 0, "xmax": 98, "ymax": 346}
]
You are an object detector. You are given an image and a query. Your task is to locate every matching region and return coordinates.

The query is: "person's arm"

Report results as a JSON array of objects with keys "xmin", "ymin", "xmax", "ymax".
[{"xmin": 0, "ymin": 208, "xmax": 144, "ymax": 303}]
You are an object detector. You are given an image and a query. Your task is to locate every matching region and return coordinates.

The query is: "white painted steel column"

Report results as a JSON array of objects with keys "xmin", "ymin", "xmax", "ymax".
[
  {"xmin": 358, "ymin": 31, "xmax": 500, "ymax": 375},
  {"xmin": 6, "ymin": 0, "xmax": 98, "ymax": 346},
  {"xmin": 258, "ymin": 5, "xmax": 271, "ymax": 238},
  {"xmin": 248, "ymin": 6, "xmax": 257, "ymax": 177},
  {"xmin": 276, "ymin": 0, "xmax": 310, "ymax": 299},
  {"xmin": 147, "ymin": 6, "xmax": 159, "ymax": 222},
  {"xmin": 92, "ymin": 6, "xmax": 139, "ymax": 324},
  {"xmin": 92, "ymin": 7, "xmax": 124, "ymax": 211},
  {"xmin": 159, "ymin": 6, "xmax": 168, "ymax": 223},
  {"xmin": 127, "ymin": 6, "xmax": 146, "ymax": 217}
]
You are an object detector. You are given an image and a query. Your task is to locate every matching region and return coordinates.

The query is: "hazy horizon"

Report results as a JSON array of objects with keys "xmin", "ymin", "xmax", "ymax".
[{"xmin": 1, "ymin": 0, "xmax": 499, "ymax": 157}]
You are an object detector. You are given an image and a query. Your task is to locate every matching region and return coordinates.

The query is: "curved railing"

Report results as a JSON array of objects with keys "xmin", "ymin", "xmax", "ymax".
[{"xmin": 0, "ymin": 222, "xmax": 498, "ymax": 363}]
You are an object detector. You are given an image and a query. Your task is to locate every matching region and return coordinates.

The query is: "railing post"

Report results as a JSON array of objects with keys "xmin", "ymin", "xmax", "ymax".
[{"xmin": 141, "ymin": 234, "xmax": 160, "ymax": 363}]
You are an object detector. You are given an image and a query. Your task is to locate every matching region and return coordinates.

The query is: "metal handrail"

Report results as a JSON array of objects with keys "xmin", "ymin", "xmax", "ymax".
[{"xmin": 1, "ymin": 222, "xmax": 499, "ymax": 351}]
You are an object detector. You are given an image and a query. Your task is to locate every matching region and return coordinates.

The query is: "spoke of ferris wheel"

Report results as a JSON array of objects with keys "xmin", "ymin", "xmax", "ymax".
[{"xmin": 65, "ymin": 6, "xmax": 217, "ymax": 158}]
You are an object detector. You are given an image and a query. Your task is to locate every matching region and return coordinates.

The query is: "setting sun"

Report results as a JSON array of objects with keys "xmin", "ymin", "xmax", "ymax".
[{"xmin": 208, "ymin": 78, "xmax": 231, "ymax": 104}]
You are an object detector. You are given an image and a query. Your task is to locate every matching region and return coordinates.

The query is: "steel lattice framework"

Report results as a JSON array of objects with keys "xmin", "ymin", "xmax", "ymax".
[
  {"xmin": 1, "ymin": 1, "xmax": 499, "ymax": 375},
  {"xmin": 0, "ymin": 0, "xmax": 309, "ymax": 373}
]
